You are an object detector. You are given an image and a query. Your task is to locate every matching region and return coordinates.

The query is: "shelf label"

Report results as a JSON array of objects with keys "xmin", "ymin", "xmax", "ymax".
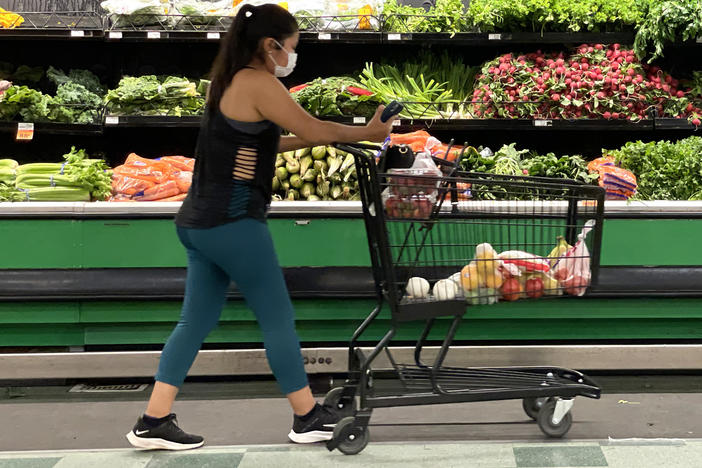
[
  {"xmin": 697, "ymin": 37, "xmax": 702, "ymax": 43},
  {"xmin": 534, "ymin": 119, "xmax": 553, "ymax": 127},
  {"xmin": 318, "ymin": 32, "xmax": 332, "ymax": 40},
  {"xmin": 147, "ymin": 31, "xmax": 161, "ymax": 39},
  {"xmin": 108, "ymin": 31, "xmax": 123, "ymax": 39},
  {"xmin": 392, "ymin": 120, "xmax": 401, "ymax": 126},
  {"xmin": 353, "ymin": 117, "xmax": 366, "ymax": 124},
  {"xmin": 387, "ymin": 33, "xmax": 401, "ymax": 41},
  {"xmin": 105, "ymin": 116, "xmax": 120, "ymax": 125},
  {"xmin": 207, "ymin": 32, "xmax": 221, "ymax": 40},
  {"xmin": 16, "ymin": 123, "xmax": 34, "ymax": 141},
  {"xmin": 488, "ymin": 33, "xmax": 502, "ymax": 40},
  {"xmin": 70, "ymin": 30, "xmax": 85, "ymax": 38}
]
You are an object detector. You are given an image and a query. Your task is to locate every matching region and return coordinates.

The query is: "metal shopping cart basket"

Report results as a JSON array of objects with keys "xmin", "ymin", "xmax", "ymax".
[{"xmin": 324, "ymin": 142, "xmax": 605, "ymax": 455}]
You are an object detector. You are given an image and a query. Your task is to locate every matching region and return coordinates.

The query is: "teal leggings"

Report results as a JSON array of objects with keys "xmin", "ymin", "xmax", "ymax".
[{"xmin": 155, "ymin": 218, "xmax": 309, "ymax": 394}]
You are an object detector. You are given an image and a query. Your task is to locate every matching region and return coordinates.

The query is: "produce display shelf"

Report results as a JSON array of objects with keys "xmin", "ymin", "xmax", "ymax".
[
  {"xmin": 390, "ymin": 118, "xmax": 655, "ymax": 132},
  {"xmin": 654, "ymin": 118, "xmax": 699, "ymax": 130},
  {"xmin": 103, "ymin": 115, "xmax": 201, "ymax": 128},
  {"xmin": 0, "ymin": 11, "xmax": 103, "ymax": 39},
  {"xmin": 1, "ymin": 200, "xmax": 701, "ymax": 218},
  {"xmin": 299, "ymin": 31, "xmax": 383, "ymax": 44},
  {"xmin": 104, "ymin": 29, "xmax": 226, "ymax": 42},
  {"xmin": 380, "ymin": 31, "xmax": 636, "ymax": 45},
  {"xmin": 0, "ymin": 121, "xmax": 103, "ymax": 135}
]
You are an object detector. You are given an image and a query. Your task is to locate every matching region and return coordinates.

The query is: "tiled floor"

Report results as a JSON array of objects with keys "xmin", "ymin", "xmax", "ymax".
[{"xmin": 1, "ymin": 440, "xmax": 701, "ymax": 468}]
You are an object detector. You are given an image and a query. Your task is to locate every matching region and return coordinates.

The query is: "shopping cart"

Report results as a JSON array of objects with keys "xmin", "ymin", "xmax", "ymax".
[{"xmin": 324, "ymin": 141, "xmax": 605, "ymax": 455}]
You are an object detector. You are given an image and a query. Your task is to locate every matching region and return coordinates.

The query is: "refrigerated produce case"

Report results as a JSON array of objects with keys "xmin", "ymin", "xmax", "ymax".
[{"xmin": 2, "ymin": 1, "xmax": 702, "ymax": 379}]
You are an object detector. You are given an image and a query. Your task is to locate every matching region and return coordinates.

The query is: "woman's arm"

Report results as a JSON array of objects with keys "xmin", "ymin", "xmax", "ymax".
[
  {"xmin": 254, "ymin": 73, "xmax": 396, "ymax": 145},
  {"xmin": 278, "ymin": 135, "xmax": 314, "ymax": 153}
]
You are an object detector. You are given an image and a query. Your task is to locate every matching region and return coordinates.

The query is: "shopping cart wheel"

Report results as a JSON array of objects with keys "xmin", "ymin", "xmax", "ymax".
[
  {"xmin": 333, "ymin": 416, "xmax": 369, "ymax": 455},
  {"xmin": 324, "ymin": 387, "xmax": 357, "ymax": 417},
  {"xmin": 522, "ymin": 397, "xmax": 549, "ymax": 421},
  {"xmin": 537, "ymin": 399, "xmax": 573, "ymax": 438}
]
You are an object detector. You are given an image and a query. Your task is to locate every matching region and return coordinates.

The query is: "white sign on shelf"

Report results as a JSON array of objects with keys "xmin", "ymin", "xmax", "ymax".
[
  {"xmin": 353, "ymin": 117, "xmax": 366, "ymax": 124},
  {"xmin": 387, "ymin": 33, "xmax": 402, "ymax": 41},
  {"xmin": 70, "ymin": 30, "xmax": 85, "ymax": 38},
  {"xmin": 16, "ymin": 123, "xmax": 34, "ymax": 141},
  {"xmin": 105, "ymin": 116, "xmax": 120, "ymax": 125},
  {"xmin": 488, "ymin": 33, "xmax": 502, "ymax": 40},
  {"xmin": 534, "ymin": 119, "xmax": 553, "ymax": 127},
  {"xmin": 318, "ymin": 33, "xmax": 332, "ymax": 40},
  {"xmin": 147, "ymin": 31, "xmax": 161, "ymax": 39},
  {"xmin": 392, "ymin": 120, "xmax": 401, "ymax": 126},
  {"xmin": 108, "ymin": 31, "xmax": 123, "ymax": 39},
  {"xmin": 207, "ymin": 32, "xmax": 221, "ymax": 40}
]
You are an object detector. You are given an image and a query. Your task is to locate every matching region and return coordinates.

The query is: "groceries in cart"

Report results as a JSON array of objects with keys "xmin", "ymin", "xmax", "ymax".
[
  {"xmin": 382, "ymin": 150, "xmax": 442, "ymax": 220},
  {"xmin": 403, "ymin": 222, "xmax": 596, "ymax": 304}
]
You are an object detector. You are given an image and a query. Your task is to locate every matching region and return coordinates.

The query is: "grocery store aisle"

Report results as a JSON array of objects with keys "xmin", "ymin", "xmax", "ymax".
[
  {"xmin": 2, "ymin": 378, "xmax": 702, "ymax": 466},
  {"xmin": 2, "ymin": 440, "xmax": 702, "ymax": 468}
]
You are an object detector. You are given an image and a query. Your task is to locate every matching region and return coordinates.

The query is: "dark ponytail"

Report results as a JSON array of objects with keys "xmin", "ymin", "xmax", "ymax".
[{"xmin": 207, "ymin": 4, "xmax": 298, "ymax": 113}]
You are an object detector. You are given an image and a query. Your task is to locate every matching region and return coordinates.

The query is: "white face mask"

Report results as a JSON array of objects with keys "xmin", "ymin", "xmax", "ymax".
[{"xmin": 268, "ymin": 40, "xmax": 297, "ymax": 78}]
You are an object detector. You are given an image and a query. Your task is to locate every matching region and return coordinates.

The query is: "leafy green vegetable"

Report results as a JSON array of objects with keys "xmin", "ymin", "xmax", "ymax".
[
  {"xmin": 11, "ymin": 65, "xmax": 44, "ymax": 84},
  {"xmin": 607, "ymin": 136, "xmax": 702, "ymax": 200},
  {"xmin": 293, "ymin": 77, "xmax": 382, "ymax": 118},
  {"xmin": 634, "ymin": 0, "xmax": 702, "ymax": 62},
  {"xmin": 105, "ymin": 75, "xmax": 204, "ymax": 116},
  {"xmin": 383, "ymin": 0, "xmax": 467, "ymax": 34},
  {"xmin": 47, "ymin": 66, "xmax": 105, "ymax": 96}
]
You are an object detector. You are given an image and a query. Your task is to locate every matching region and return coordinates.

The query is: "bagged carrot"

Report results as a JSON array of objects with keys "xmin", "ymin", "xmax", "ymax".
[
  {"xmin": 160, "ymin": 156, "xmax": 195, "ymax": 172},
  {"xmin": 112, "ymin": 174, "xmax": 156, "ymax": 196},
  {"xmin": 158, "ymin": 193, "xmax": 188, "ymax": 202},
  {"xmin": 133, "ymin": 180, "xmax": 180, "ymax": 201},
  {"xmin": 174, "ymin": 171, "xmax": 192, "ymax": 193}
]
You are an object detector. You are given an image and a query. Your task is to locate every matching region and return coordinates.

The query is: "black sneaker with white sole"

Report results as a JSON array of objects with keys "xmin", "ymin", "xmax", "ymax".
[
  {"xmin": 126, "ymin": 413, "xmax": 204, "ymax": 450},
  {"xmin": 288, "ymin": 403, "xmax": 340, "ymax": 444}
]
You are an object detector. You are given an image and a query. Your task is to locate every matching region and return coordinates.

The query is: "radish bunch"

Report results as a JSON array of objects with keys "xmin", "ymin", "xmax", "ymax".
[{"xmin": 472, "ymin": 44, "xmax": 702, "ymax": 126}]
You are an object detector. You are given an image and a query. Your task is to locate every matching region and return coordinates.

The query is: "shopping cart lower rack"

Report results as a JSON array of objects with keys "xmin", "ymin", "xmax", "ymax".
[{"xmin": 324, "ymin": 142, "xmax": 605, "ymax": 455}]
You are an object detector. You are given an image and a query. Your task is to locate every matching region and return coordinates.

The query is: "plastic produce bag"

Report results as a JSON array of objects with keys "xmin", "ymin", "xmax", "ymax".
[
  {"xmin": 551, "ymin": 220, "xmax": 595, "ymax": 296},
  {"xmin": 112, "ymin": 153, "xmax": 174, "ymax": 185},
  {"xmin": 174, "ymin": 0, "xmax": 234, "ymax": 23},
  {"xmin": 101, "ymin": 0, "xmax": 170, "ymax": 27}
]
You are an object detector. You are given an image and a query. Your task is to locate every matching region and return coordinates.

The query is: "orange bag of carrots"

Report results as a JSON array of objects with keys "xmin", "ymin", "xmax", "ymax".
[
  {"xmin": 113, "ymin": 153, "xmax": 173, "ymax": 185},
  {"xmin": 160, "ymin": 156, "xmax": 195, "ymax": 172},
  {"xmin": 133, "ymin": 180, "xmax": 180, "ymax": 201},
  {"xmin": 112, "ymin": 174, "xmax": 156, "ymax": 196},
  {"xmin": 174, "ymin": 171, "xmax": 192, "ymax": 193},
  {"xmin": 390, "ymin": 130, "xmax": 430, "ymax": 146}
]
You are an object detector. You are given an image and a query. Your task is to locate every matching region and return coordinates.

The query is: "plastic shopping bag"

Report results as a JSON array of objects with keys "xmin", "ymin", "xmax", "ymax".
[{"xmin": 551, "ymin": 220, "xmax": 595, "ymax": 296}]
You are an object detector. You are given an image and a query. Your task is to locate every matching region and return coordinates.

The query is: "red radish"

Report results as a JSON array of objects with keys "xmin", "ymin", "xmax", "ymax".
[
  {"xmin": 595, "ymin": 44, "xmax": 604, "ymax": 50},
  {"xmin": 612, "ymin": 112, "xmax": 620, "ymax": 119},
  {"xmin": 603, "ymin": 111, "xmax": 612, "ymax": 119},
  {"xmin": 677, "ymin": 90, "xmax": 685, "ymax": 98},
  {"xmin": 693, "ymin": 119, "xmax": 701, "ymax": 126},
  {"xmin": 551, "ymin": 93, "xmax": 561, "ymax": 101}
]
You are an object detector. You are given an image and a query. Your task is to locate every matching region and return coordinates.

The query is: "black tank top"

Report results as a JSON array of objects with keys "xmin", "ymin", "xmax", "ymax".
[{"xmin": 175, "ymin": 108, "xmax": 281, "ymax": 228}]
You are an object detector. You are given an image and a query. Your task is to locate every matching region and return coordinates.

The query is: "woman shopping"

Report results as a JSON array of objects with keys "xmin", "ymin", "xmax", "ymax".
[{"xmin": 125, "ymin": 3, "xmax": 396, "ymax": 451}]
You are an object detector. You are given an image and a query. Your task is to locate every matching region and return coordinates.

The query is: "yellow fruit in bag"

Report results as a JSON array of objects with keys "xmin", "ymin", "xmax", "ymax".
[{"xmin": 461, "ymin": 263, "xmax": 481, "ymax": 291}]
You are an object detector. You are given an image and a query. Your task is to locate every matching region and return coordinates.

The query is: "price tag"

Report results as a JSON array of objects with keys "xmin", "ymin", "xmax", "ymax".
[
  {"xmin": 318, "ymin": 32, "xmax": 332, "ymax": 40},
  {"xmin": 697, "ymin": 37, "xmax": 702, "ymax": 43},
  {"xmin": 147, "ymin": 31, "xmax": 161, "ymax": 39},
  {"xmin": 70, "ymin": 30, "xmax": 85, "ymax": 37},
  {"xmin": 387, "ymin": 33, "xmax": 401, "ymax": 41},
  {"xmin": 488, "ymin": 33, "xmax": 502, "ymax": 40},
  {"xmin": 392, "ymin": 120, "xmax": 401, "ymax": 127},
  {"xmin": 533, "ymin": 119, "xmax": 553, "ymax": 127},
  {"xmin": 16, "ymin": 123, "xmax": 34, "ymax": 141},
  {"xmin": 353, "ymin": 117, "xmax": 366, "ymax": 124},
  {"xmin": 105, "ymin": 116, "xmax": 120, "ymax": 125},
  {"xmin": 207, "ymin": 32, "xmax": 221, "ymax": 40},
  {"xmin": 108, "ymin": 31, "xmax": 123, "ymax": 39}
]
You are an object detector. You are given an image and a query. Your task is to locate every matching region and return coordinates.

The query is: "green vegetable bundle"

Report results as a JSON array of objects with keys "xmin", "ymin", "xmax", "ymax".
[
  {"xmin": 634, "ymin": 0, "xmax": 702, "ymax": 62},
  {"xmin": 360, "ymin": 51, "xmax": 477, "ymax": 118},
  {"xmin": 105, "ymin": 75, "xmax": 204, "ymax": 116},
  {"xmin": 292, "ymin": 77, "xmax": 382, "ymax": 118},
  {"xmin": 1, "ymin": 147, "xmax": 112, "ymax": 202},
  {"xmin": 383, "ymin": 0, "xmax": 467, "ymax": 34},
  {"xmin": 272, "ymin": 146, "xmax": 360, "ymax": 202}
]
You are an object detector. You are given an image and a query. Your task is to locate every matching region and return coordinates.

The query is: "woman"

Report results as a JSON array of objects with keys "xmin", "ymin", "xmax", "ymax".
[{"xmin": 125, "ymin": 3, "xmax": 395, "ymax": 451}]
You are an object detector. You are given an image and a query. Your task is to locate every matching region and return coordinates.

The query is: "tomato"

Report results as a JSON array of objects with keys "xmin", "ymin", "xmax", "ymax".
[
  {"xmin": 501, "ymin": 278, "xmax": 522, "ymax": 302},
  {"xmin": 525, "ymin": 277, "xmax": 544, "ymax": 299}
]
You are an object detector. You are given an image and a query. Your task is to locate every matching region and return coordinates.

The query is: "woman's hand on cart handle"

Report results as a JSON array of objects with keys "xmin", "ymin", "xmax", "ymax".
[{"xmin": 365, "ymin": 104, "xmax": 399, "ymax": 142}]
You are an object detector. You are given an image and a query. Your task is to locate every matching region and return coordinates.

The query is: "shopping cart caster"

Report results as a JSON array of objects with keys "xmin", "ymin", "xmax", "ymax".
[
  {"xmin": 522, "ymin": 397, "xmax": 549, "ymax": 421},
  {"xmin": 328, "ymin": 416, "xmax": 370, "ymax": 455},
  {"xmin": 324, "ymin": 387, "xmax": 357, "ymax": 417},
  {"xmin": 537, "ymin": 398, "xmax": 574, "ymax": 438}
]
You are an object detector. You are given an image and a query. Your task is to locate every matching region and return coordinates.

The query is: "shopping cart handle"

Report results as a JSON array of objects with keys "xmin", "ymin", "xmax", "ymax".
[{"xmin": 381, "ymin": 101, "xmax": 403, "ymax": 123}]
